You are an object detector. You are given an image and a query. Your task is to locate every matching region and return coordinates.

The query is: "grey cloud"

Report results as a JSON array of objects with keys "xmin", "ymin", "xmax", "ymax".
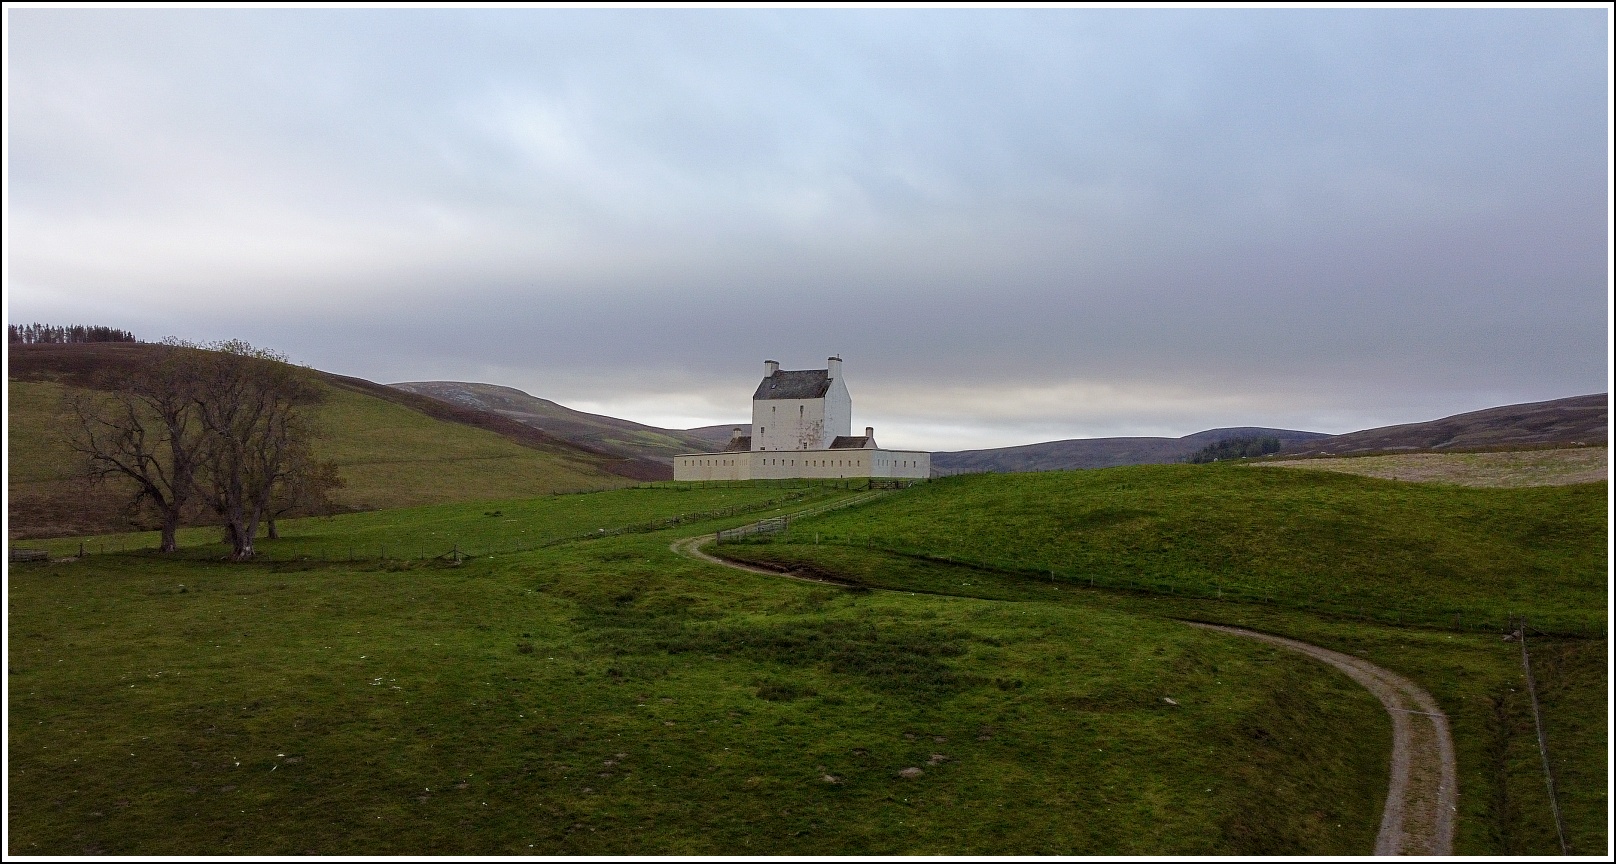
[{"xmin": 7, "ymin": 8, "xmax": 1607, "ymax": 449}]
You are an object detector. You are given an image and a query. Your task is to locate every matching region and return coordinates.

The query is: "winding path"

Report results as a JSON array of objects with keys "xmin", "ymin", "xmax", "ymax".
[
  {"xmin": 670, "ymin": 533, "xmax": 838, "ymax": 585},
  {"xmin": 673, "ymin": 523, "xmax": 1458, "ymax": 856},
  {"xmin": 1184, "ymin": 623, "xmax": 1457, "ymax": 856}
]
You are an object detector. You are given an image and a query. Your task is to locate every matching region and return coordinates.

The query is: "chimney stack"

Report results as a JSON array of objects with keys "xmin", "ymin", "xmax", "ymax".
[
  {"xmin": 826, "ymin": 355, "xmax": 842, "ymax": 379},
  {"xmin": 865, "ymin": 426, "xmax": 874, "ymax": 438},
  {"xmin": 764, "ymin": 359, "xmax": 779, "ymax": 377}
]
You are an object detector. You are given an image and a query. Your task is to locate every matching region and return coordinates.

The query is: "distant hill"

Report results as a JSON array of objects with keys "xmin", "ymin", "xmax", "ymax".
[
  {"xmin": 932, "ymin": 427, "xmax": 1329, "ymax": 475},
  {"xmin": 390, "ymin": 381, "xmax": 748, "ymax": 466},
  {"xmin": 7, "ymin": 344, "xmax": 647, "ymax": 539},
  {"xmin": 932, "ymin": 394, "xmax": 1609, "ymax": 476},
  {"xmin": 682, "ymin": 423, "xmax": 754, "ymax": 450},
  {"xmin": 1281, "ymin": 394, "xmax": 1607, "ymax": 456}
]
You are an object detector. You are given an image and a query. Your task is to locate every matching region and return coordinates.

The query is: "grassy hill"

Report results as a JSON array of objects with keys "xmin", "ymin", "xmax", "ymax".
[
  {"xmin": 930, "ymin": 394, "xmax": 1607, "ymax": 476},
  {"xmin": 718, "ymin": 464, "xmax": 1607, "ymax": 635},
  {"xmin": 390, "ymin": 380, "xmax": 745, "ymax": 468},
  {"xmin": 7, "ymin": 343, "xmax": 644, "ymax": 539}
]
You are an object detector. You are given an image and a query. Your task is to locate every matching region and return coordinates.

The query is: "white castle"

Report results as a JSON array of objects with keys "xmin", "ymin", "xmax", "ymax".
[{"xmin": 673, "ymin": 356, "xmax": 930, "ymax": 481}]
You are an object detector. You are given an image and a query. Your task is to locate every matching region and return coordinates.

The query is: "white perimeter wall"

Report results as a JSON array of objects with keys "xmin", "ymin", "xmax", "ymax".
[
  {"xmin": 672, "ymin": 448, "xmax": 929, "ymax": 481},
  {"xmin": 673, "ymin": 453, "xmax": 751, "ymax": 482}
]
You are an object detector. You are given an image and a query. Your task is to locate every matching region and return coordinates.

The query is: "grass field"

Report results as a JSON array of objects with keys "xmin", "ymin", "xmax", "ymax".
[
  {"xmin": 9, "ymin": 485, "xmax": 1397, "ymax": 855},
  {"xmin": 720, "ymin": 464, "xmax": 1606, "ymax": 636},
  {"xmin": 7, "ymin": 379, "xmax": 631, "ymax": 539},
  {"xmin": 8, "ymin": 469, "xmax": 1606, "ymax": 855}
]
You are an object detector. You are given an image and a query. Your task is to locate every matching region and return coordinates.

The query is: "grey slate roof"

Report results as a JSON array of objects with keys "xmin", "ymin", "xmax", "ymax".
[
  {"xmin": 722, "ymin": 435, "xmax": 753, "ymax": 452},
  {"xmin": 829, "ymin": 436, "xmax": 876, "ymax": 449},
  {"xmin": 753, "ymin": 369, "xmax": 831, "ymax": 400}
]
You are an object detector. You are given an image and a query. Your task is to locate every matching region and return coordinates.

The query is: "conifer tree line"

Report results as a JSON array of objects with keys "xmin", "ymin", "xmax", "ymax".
[
  {"xmin": 66, "ymin": 340, "xmax": 342, "ymax": 558},
  {"xmin": 10, "ymin": 322, "xmax": 138, "ymax": 344},
  {"xmin": 1185, "ymin": 435, "xmax": 1283, "ymax": 464}
]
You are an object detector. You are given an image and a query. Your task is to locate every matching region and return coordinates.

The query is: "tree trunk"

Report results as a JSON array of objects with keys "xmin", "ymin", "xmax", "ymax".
[
  {"xmin": 222, "ymin": 520, "xmax": 248, "ymax": 559},
  {"xmin": 228, "ymin": 521, "xmax": 254, "ymax": 559},
  {"xmin": 267, "ymin": 515, "xmax": 279, "ymax": 540},
  {"xmin": 159, "ymin": 508, "xmax": 181, "ymax": 553},
  {"xmin": 229, "ymin": 508, "xmax": 264, "ymax": 560}
]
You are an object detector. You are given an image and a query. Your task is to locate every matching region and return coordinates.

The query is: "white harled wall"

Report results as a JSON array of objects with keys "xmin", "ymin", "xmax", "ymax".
[
  {"xmin": 672, "ymin": 449, "xmax": 930, "ymax": 481},
  {"xmin": 822, "ymin": 376, "xmax": 852, "ymax": 448},
  {"xmin": 750, "ymin": 359, "xmax": 853, "ymax": 452},
  {"xmin": 752, "ymin": 398, "xmax": 825, "ymax": 451}
]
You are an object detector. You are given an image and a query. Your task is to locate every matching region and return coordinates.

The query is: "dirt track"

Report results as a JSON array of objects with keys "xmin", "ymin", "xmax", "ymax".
[
  {"xmin": 1185, "ymin": 622, "xmax": 1457, "ymax": 856},
  {"xmin": 669, "ymin": 534, "xmax": 836, "ymax": 585}
]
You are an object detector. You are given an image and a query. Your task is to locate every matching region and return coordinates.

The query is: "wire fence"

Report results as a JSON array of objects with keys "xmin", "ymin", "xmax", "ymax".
[
  {"xmin": 714, "ymin": 489, "xmax": 891, "ymax": 544},
  {"xmin": 1512, "ymin": 615, "xmax": 1572, "ymax": 854}
]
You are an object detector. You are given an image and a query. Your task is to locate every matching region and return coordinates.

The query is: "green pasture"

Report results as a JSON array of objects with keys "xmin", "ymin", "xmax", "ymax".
[
  {"xmin": 9, "ymin": 470, "xmax": 1607, "ymax": 855},
  {"xmin": 11, "ymin": 485, "xmax": 1394, "ymax": 855},
  {"xmin": 728, "ymin": 464, "xmax": 1607, "ymax": 636}
]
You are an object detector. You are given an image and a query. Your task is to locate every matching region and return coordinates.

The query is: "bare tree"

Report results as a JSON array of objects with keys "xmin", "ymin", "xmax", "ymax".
[
  {"xmin": 187, "ymin": 341, "xmax": 325, "ymax": 559},
  {"xmin": 65, "ymin": 345, "xmax": 205, "ymax": 552},
  {"xmin": 66, "ymin": 339, "xmax": 335, "ymax": 559},
  {"xmin": 266, "ymin": 428, "xmax": 344, "ymax": 540}
]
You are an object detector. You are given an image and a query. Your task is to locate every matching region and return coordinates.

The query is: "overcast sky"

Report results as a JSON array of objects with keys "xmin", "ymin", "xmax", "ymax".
[{"xmin": 6, "ymin": 7, "xmax": 1609, "ymax": 450}]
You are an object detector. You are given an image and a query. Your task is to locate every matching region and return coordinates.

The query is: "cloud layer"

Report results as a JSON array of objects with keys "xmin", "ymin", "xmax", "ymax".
[{"xmin": 8, "ymin": 9, "xmax": 1609, "ymax": 449}]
